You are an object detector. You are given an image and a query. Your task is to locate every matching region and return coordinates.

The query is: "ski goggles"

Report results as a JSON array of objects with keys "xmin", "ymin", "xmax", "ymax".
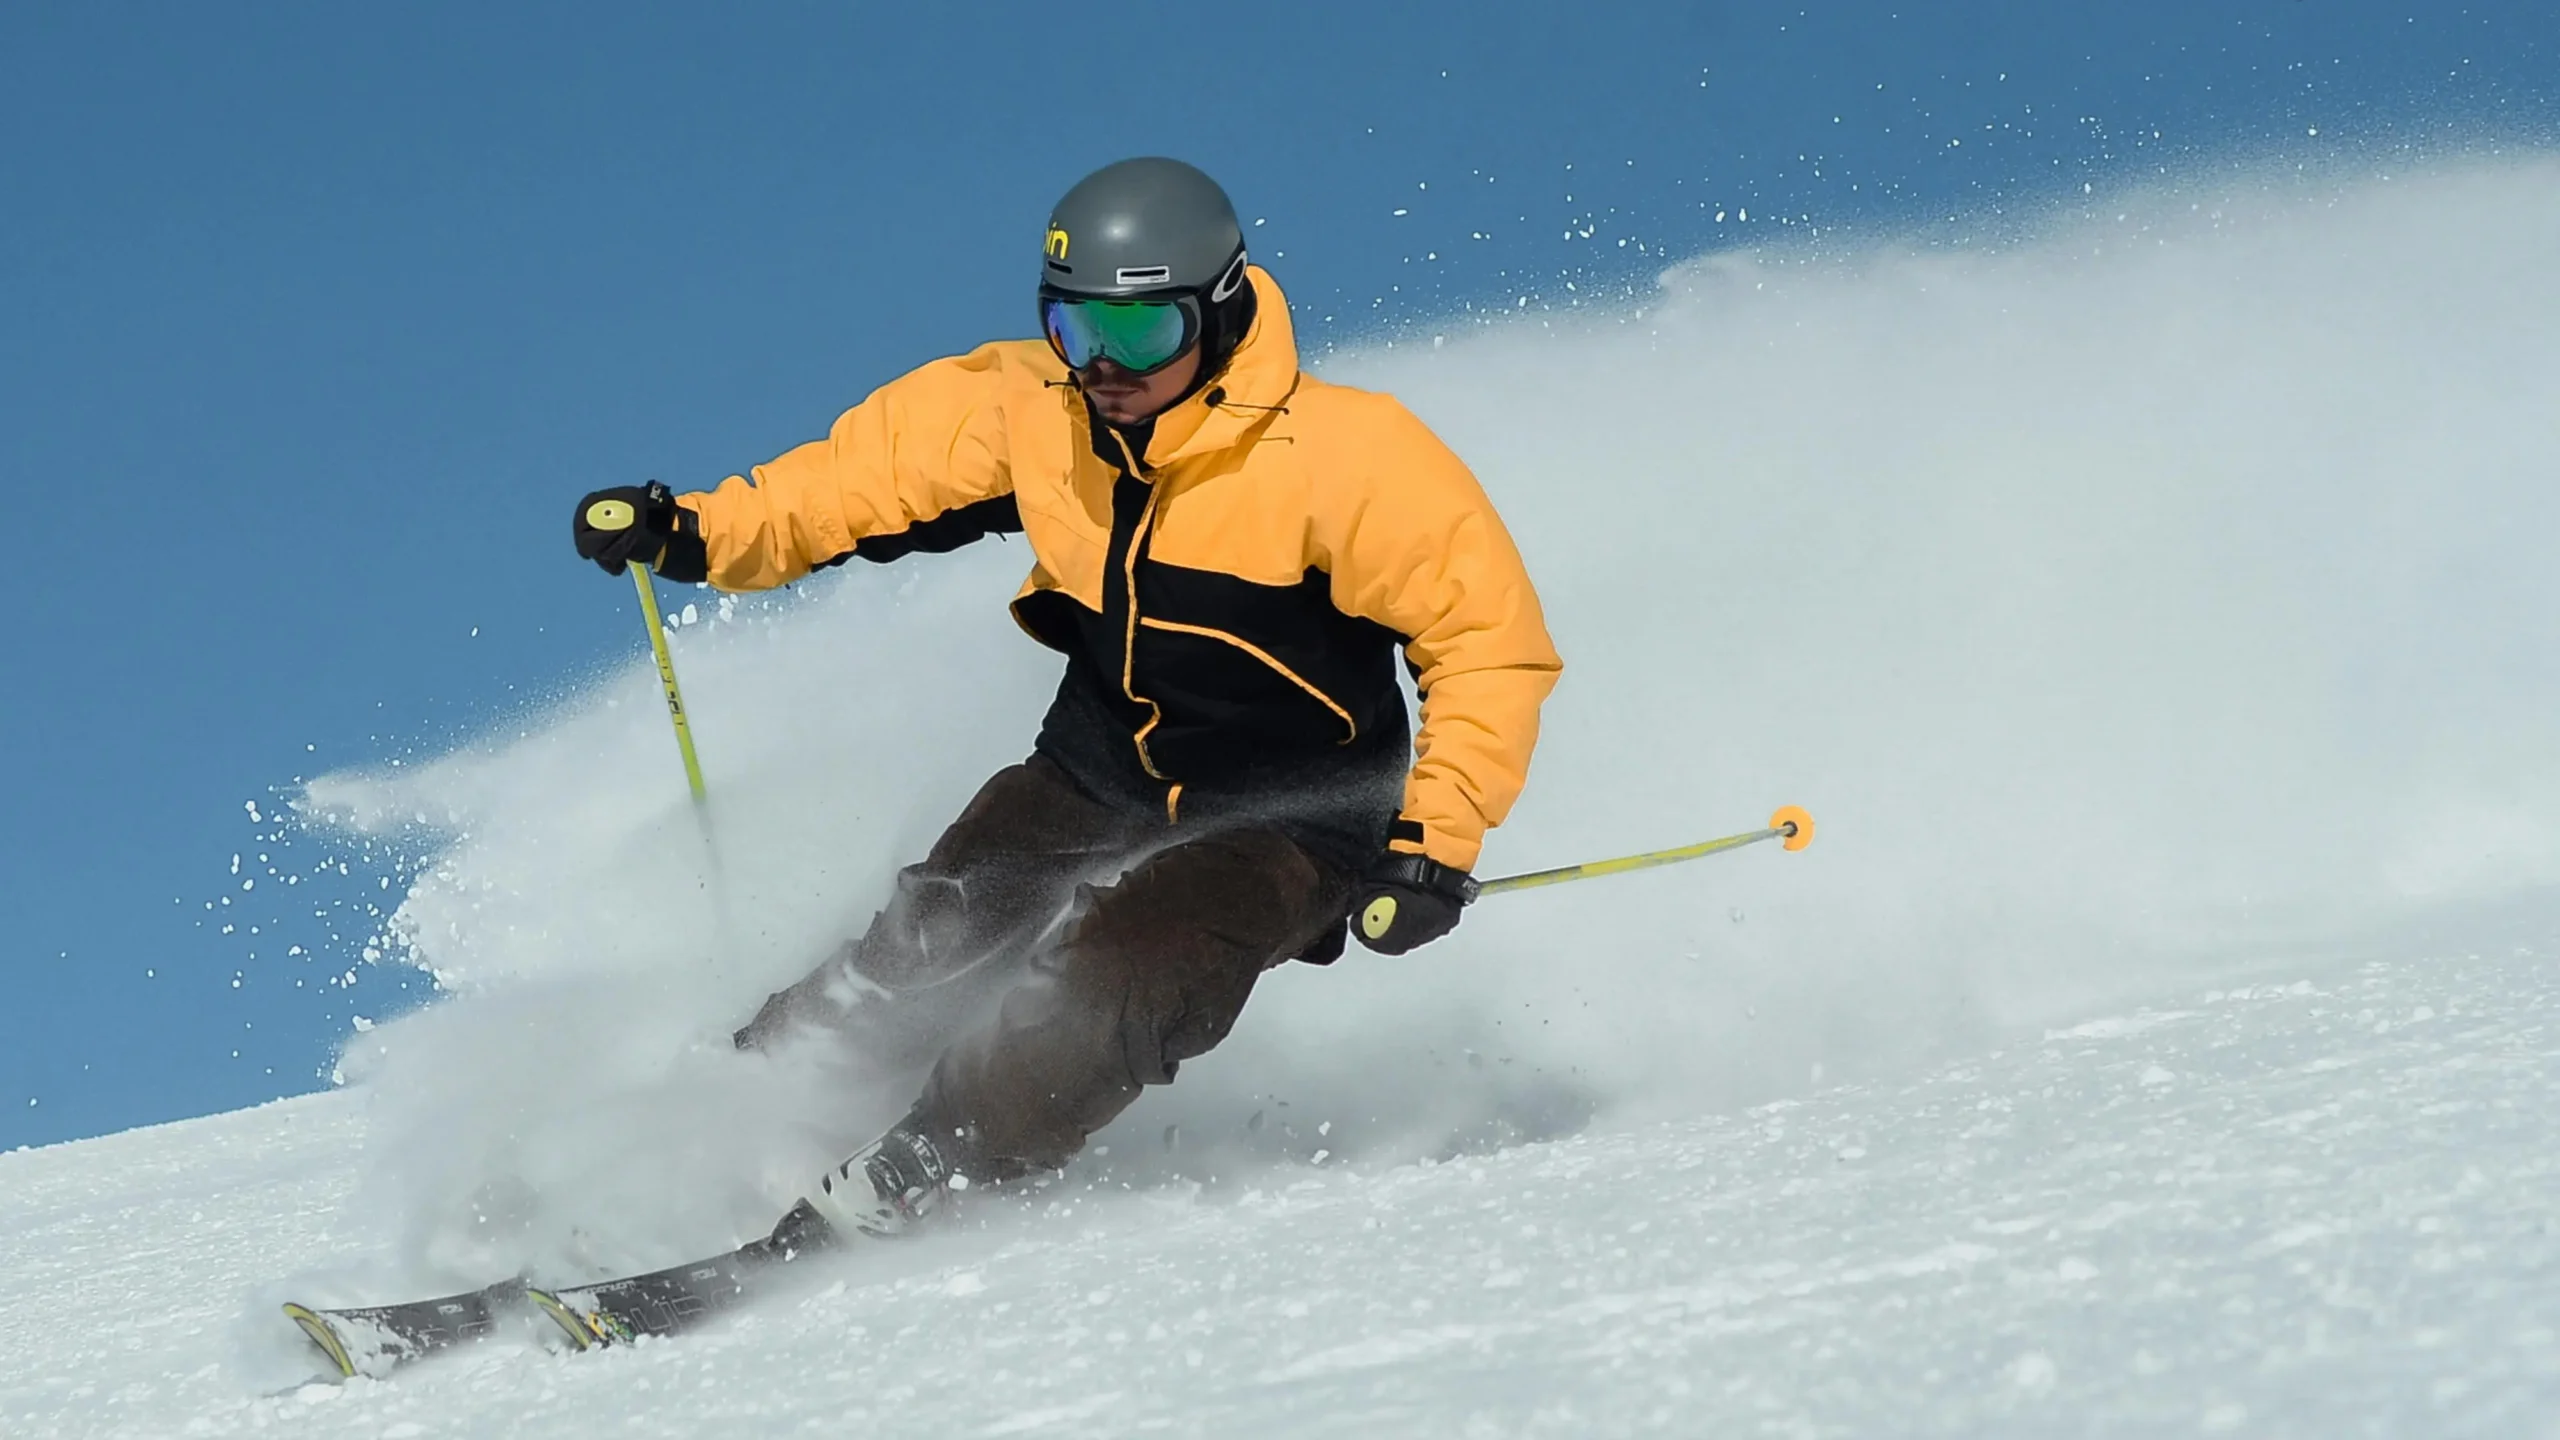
[{"xmin": 1040, "ymin": 294, "xmax": 1200, "ymax": 375}]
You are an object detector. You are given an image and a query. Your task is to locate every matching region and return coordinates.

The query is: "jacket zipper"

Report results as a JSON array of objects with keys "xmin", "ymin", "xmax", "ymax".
[
  {"xmin": 1104, "ymin": 418, "xmax": 1350, "ymax": 825},
  {"xmin": 1103, "ymin": 427, "xmax": 1177, "ymax": 811}
]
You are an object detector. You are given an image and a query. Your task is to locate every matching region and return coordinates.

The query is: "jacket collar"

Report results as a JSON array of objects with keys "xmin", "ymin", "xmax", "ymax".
[{"xmin": 1115, "ymin": 265, "xmax": 1299, "ymax": 470}]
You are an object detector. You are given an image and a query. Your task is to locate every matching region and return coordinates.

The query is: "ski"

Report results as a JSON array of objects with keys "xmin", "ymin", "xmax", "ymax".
[
  {"xmin": 526, "ymin": 1201, "xmax": 829, "ymax": 1348},
  {"xmin": 284, "ymin": 1201, "xmax": 836, "ymax": 1374},
  {"xmin": 282, "ymin": 1279, "xmax": 526, "ymax": 1379}
]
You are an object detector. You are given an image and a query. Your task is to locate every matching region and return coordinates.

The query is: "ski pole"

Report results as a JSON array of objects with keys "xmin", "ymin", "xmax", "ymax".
[
  {"xmin": 625, "ymin": 564, "xmax": 710, "ymax": 807},
  {"xmin": 583, "ymin": 497, "xmax": 734, "ymax": 968},
  {"xmin": 1476, "ymin": 806, "xmax": 1815, "ymax": 897},
  {"xmin": 581, "ymin": 496, "xmax": 710, "ymax": 807}
]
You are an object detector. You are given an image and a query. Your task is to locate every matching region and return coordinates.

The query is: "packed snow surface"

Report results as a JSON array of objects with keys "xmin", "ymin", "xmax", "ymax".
[
  {"xmin": 3, "ymin": 949, "xmax": 2554, "ymax": 1435},
  {"xmin": 10, "ymin": 159, "xmax": 2560, "ymax": 1432}
]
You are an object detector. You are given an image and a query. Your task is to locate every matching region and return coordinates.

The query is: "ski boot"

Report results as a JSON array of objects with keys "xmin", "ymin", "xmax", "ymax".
[{"xmin": 800, "ymin": 1117, "xmax": 973, "ymax": 1240}]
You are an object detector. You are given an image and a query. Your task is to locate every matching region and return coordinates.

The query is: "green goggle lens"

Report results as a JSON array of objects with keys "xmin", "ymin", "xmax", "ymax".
[{"xmin": 1042, "ymin": 297, "xmax": 1196, "ymax": 375}]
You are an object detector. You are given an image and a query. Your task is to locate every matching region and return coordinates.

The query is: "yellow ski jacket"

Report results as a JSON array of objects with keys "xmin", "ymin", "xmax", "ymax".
[{"xmin": 673, "ymin": 268, "xmax": 1560, "ymax": 873}]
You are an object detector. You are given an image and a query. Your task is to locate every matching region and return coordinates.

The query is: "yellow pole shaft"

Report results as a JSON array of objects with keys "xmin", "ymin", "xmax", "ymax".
[
  {"xmin": 1476, "ymin": 808, "xmax": 1813, "ymax": 897},
  {"xmin": 628, "ymin": 565, "xmax": 708, "ymax": 804},
  {"xmin": 581, "ymin": 491, "xmax": 731, "ymax": 968},
  {"xmin": 1477, "ymin": 828, "xmax": 1777, "ymax": 896}
]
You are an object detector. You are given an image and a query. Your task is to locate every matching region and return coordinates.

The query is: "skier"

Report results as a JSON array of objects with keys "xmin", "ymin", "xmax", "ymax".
[{"xmin": 572, "ymin": 158, "xmax": 1561, "ymax": 1243}]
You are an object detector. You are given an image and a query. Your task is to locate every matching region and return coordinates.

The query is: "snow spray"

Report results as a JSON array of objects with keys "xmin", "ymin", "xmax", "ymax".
[{"xmin": 299, "ymin": 155, "xmax": 2560, "ymax": 1281}]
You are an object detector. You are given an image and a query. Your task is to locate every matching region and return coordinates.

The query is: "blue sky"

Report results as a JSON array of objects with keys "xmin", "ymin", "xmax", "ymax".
[{"xmin": 3, "ymin": 1, "xmax": 2550, "ymax": 1149}]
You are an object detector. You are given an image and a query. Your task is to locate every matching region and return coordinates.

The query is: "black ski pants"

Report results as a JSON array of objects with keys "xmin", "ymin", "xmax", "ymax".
[{"xmin": 735, "ymin": 756, "xmax": 1354, "ymax": 1179}]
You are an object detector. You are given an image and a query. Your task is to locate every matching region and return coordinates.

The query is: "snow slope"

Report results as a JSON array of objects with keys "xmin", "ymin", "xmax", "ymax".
[
  {"xmin": 9, "ymin": 159, "xmax": 2560, "ymax": 1433},
  {"xmin": 3, "ymin": 946, "xmax": 2553, "ymax": 1436}
]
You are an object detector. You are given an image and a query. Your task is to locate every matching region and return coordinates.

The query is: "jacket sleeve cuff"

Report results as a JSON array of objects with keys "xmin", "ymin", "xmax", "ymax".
[
  {"xmin": 1387, "ymin": 816, "xmax": 1482, "ymax": 873},
  {"xmin": 655, "ymin": 502, "xmax": 710, "ymax": 584}
]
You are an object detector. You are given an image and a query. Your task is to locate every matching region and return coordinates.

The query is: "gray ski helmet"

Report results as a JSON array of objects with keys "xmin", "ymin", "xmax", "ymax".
[{"xmin": 1040, "ymin": 157, "xmax": 1246, "ymax": 301}]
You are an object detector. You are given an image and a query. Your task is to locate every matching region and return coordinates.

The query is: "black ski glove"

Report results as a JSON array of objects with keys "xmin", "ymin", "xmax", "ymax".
[
  {"xmin": 573, "ymin": 482, "xmax": 708, "ymax": 582},
  {"xmin": 1351, "ymin": 851, "xmax": 1480, "ymax": 955}
]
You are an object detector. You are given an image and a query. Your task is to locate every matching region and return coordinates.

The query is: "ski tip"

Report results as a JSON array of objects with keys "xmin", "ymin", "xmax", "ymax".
[
  {"xmin": 281, "ymin": 1303, "xmax": 358, "ymax": 1379},
  {"xmin": 1770, "ymin": 805, "xmax": 1815, "ymax": 852},
  {"xmin": 523, "ymin": 1287, "xmax": 611, "ymax": 1351}
]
